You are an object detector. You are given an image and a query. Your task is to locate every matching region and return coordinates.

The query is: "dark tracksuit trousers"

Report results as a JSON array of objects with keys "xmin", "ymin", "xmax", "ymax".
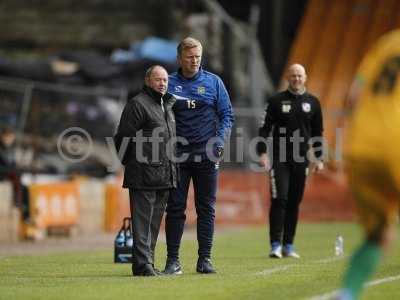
[
  {"xmin": 129, "ymin": 189, "xmax": 168, "ymax": 270},
  {"xmin": 165, "ymin": 158, "xmax": 218, "ymax": 260},
  {"xmin": 269, "ymin": 161, "xmax": 308, "ymax": 246}
]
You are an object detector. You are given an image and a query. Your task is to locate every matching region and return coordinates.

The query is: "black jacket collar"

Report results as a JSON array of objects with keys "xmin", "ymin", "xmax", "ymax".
[
  {"xmin": 142, "ymin": 85, "xmax": 174, "ymax": 104},
  {"xmin": 287, "ymin": 87, "xmax": 307, "ymax": 96}
]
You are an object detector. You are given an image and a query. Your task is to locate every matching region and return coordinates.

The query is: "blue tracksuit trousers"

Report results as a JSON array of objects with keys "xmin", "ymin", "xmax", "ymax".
[{"xmin": 165, "ymin": 158, "xmax": 218, "ymax": 260}]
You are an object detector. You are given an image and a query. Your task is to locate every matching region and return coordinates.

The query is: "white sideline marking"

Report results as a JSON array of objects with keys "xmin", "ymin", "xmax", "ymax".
[
  {"xmin": 314, "ymin": 255, "xmax": 348, "ymax": 264},
  {"xmin": 308, "ymin": 290, "xmax": 338, "ymax": 300},
  {"xmin": 308, "ymin": 274, "xmax": 400, "ymax": 300},
  {"xmin": 366, "ymin": 274, "xmax": 400, "ymax": 286},
  {"xmin": 255, "ymin": 264, "xmax": 294, "ymax": 275},
  {"xmin": 255, "ymin": 255, "xmax": 347, "ymax": 276}
]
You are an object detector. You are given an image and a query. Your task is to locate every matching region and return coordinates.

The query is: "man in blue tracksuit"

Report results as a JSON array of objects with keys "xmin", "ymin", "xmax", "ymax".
[{"xmin": 163, "ymin": 37, "xmax": 234, "ymax": 274}]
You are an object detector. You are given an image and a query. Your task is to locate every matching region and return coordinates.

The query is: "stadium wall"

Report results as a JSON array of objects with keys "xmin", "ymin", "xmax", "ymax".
[{"xmin": 0, "ymin": 169, "xmax": 355, "ymax": 242}]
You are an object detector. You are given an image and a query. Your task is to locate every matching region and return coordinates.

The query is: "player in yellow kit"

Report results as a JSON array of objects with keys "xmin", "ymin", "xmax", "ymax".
[{"xmin": 338, "ymin": 29, "xmax": 400, "ymax": 300}]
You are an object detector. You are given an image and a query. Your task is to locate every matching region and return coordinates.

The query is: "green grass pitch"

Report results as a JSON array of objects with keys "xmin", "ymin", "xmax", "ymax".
[{"xmin": 1, "ymin": 223, "xmax": 399, "ymax": 300}]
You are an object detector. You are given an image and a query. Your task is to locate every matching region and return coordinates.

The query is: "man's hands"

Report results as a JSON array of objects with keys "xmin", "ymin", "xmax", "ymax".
[
  {"xmin": 259, "ymin": 153, "xmax": 271, "ymax": 171},
  {"xmin": 215, "ymin": 145, "xmax": 224, "ymax": 159},
  {"xmin": 310, "ymin": 160, "xmax": 324, "ymax": 173},
  {"xmin": 259, "ymin": 154, "xmax": 323, "ymax": 174}
]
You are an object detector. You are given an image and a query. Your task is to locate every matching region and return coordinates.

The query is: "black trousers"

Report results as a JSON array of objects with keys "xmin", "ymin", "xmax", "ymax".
[
  {"xmin": 268, "ymin": 161, "xmax": 308, "ymax": 245},
  {"xmin": 129, "ymin": 189, "xmax": 168, "ymax": 270},
  {"xmin": 165, "ymin": 159, "xmax": 218, "ymax": 260}
]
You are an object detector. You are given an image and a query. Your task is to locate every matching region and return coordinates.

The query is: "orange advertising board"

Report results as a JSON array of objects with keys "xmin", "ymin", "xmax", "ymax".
[
  {"xmin": 29, "ymin": 182, "xmax": 79, "ymax": 229},
  {"xmin": 104, "ymin": 182, "xmax": 130, "ymax": 232}
]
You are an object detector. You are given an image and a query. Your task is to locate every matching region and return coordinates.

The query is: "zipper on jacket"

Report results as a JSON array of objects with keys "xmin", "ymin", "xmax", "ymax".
[{"xmin": 161, "ymin": 97, "xmax": 176, "ymax": 187}]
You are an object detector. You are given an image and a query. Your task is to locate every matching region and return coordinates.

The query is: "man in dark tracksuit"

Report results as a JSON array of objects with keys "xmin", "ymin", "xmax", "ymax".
[
  {"xmin": 163, "ymin": 37, "xmax": 234, "ymax": 274},
  {"xmin": 257, "ymin": 64, "xmax": 324, "ymax": 259},
  {"xmin": 114, "ymin": 65, "xmax": 177, "ymax": 276}
]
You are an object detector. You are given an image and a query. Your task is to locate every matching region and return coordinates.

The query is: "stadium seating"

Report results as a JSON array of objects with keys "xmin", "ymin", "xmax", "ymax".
[
  {"xmin": 284, "ymin": 0, "xmax": 329, "ymax": 72},
  {"xmin": 306, "ymin": 0, "xmax": 352, "ymax": 100},
  {"xmin": 286, "ymin": 0, "xmax": 400, "ymax": 154}
]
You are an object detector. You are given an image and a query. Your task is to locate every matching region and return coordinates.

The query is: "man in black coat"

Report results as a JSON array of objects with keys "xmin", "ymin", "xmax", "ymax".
[
  {"xmin": 0, "ymin": 126, "xmax": 29, "ymax": 220},
  {"xmin": 114, "ymin": 65, "xmax": 177, "ymax": 276},
  {"xmin": 0, "ymin": 126, "xmax": 17, "ymax": 181},
  {"xmin": 257, "ymin": 64, "xmax": 324, "ymax": 259}
]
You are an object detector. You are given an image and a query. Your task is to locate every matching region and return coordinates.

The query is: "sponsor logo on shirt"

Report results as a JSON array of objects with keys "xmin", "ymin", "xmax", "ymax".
[
  {"xmin": 302, "ymin": 102, "xmax": 311, "ymax": 112},
  {"xmin": 282, "ymin": 104, "xmax": 291, "ymax": 113},
  {"xmin": 197, "ymin": 86, "xmax": 206, "ymax": 95}
]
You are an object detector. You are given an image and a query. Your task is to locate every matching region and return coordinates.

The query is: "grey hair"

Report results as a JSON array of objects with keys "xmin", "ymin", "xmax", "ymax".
[{"xmin": 145, "ymin": 65, "xmax": 166, "ymax": 79}]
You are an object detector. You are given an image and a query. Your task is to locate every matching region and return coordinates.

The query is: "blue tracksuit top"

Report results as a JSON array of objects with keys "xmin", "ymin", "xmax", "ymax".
[{"xmin": 168, "ymin": 67, "xmax": 234, "ymax": 153}]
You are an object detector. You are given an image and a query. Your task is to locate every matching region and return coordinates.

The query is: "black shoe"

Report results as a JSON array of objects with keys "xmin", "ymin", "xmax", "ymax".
[
  {"xmin": 163, "ymin": 258, "xmax": 183, "ymax": 275},
  {"xmin": 132, "ymin": 264, "xmax": 158, "ymax": 276},
  {"xmin": 196, "ymin": 257, "xmax": 216, "ymax": 274},
  {"xmin": 153, "ymin": 265, "xmax": 164, "ymax": 276}
]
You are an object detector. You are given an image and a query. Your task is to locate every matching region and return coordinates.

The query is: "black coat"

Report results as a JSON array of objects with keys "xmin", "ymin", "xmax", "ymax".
[
  {"xmin": 257, "ymin": 90, "xmax": 324, "ymax": 162},
  {"xmin": 0, "ymin": 142, "xmax": 17, "ymax": 181},
  {"xmin": 114, "ymin": 85, "xmax": 177, "ymax": 189}
]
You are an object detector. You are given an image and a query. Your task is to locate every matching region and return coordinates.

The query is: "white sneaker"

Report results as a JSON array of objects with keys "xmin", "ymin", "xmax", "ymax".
[
  {"xmin": 283, "ymin": 251, "xmax": 300, "ymax": 258},
  {"xmin": 282, "ymin": 244, "xmax": 300, "ymax": 258},
  {"xmin": 269, "ymin": 245, "xmax": 282, "ymax": 258}
]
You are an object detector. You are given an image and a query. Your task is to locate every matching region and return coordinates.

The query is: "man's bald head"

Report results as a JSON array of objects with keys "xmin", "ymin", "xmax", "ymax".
[
  {"xmin": 287, "ymin": 63, "xmax": 307, "ymax": 94},
  {"xmin": 287, "ymin": 64, "xmax": 306, "ymax": 75},
  {"xmin": 145, "ymin": 65, "xmax": 168, "ymax": 95}
]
